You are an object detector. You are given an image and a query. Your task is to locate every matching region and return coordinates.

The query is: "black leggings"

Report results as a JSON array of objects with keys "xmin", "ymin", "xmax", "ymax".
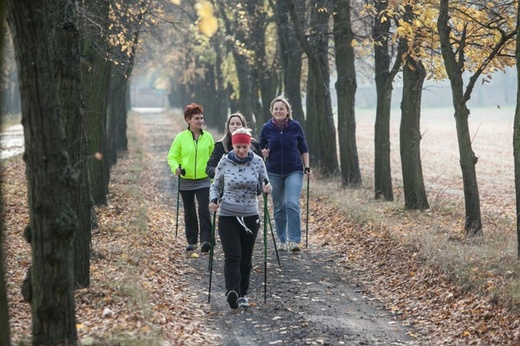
[
  {"xmin": 218, "ymin": 215, "xmax": 259, "ymax": 296},
  {"xmin": 180, "ymin": 188, "xmax": 211, "ymax": 244}
]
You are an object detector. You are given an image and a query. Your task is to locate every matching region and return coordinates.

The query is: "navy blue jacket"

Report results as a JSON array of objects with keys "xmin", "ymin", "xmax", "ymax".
[{"xmin": 259, "ymin": 119, "xmax": 309, "ymax": 175}]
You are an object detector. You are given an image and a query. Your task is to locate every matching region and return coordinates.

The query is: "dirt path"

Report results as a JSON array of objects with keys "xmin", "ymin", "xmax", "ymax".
[
  {"xmin": 0, "ymin": 123, "xmax": 24, "ymax": 160},
  {"xmin": 135, "ymin": 108, "xmax": 417, "ymax": 345}
]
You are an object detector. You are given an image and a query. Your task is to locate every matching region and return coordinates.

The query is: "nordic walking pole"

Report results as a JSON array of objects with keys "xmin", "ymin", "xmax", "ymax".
[
  {"xmin": 263, "ymin": 189, "xmax": 268, "ymax": 304},
  {"xmin": 208, "ymin": 211, "xmax": 216, "ymax": 303},
  {"xmin": 265, "ymin": 201, "xmax": 281, "ymax": 268},
  {"xmin": 305, "ymin": 170, "xmax": 310, "ymax": 249},
  {"xmin": 263, "ymin": 179, "xmax": 280, "ymax": 267},
  {"xmin": 175, "ymin": 165, "xmax": 182, "ymax": 237}
]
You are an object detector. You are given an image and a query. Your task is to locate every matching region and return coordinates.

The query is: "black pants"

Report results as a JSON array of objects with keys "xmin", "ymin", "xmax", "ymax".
[
  {"xmin": 180, "ymin": 188, "xmax": 211, "ymax": 245},
  {"xmin": 218, "ymin": 215, "xmax": 259, "ymax": 297}
]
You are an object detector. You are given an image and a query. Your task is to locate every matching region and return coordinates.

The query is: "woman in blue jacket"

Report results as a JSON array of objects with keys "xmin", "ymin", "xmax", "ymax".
[
  {"xmin": 167, "ymin": 103, "xmax": 214, "ymax": 253},
  {"xmin": 259, "ymin": 96, "xmax": 310, "ymax": 252}
]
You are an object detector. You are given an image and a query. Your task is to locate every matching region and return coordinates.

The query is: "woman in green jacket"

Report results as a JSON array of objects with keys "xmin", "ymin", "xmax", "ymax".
[{"xmin": 167, "ymin": 103, "xmax": 215, "ymax": 252}]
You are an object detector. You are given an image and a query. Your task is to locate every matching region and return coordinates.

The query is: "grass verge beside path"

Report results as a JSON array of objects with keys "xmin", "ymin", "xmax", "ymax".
[
  {"xmin": 74, "ymin": 110, "xmax": 218, "ymax": 345},
  {"xmin": 307, "ymin": 177, "xmax": 520, "ymax": 344},
  {"xmin": 4, "ymin": 109, "xmax": 218, "ymax": 345}
]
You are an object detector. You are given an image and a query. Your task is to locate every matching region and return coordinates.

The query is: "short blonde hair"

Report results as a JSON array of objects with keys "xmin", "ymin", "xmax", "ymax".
[
  {"xmin": 232, "ymin": 127, "xmax": 251, "ymax": 135},
  {"xmin": 270, "ymin": 96, "xmax": 292, "ymax": 119}
]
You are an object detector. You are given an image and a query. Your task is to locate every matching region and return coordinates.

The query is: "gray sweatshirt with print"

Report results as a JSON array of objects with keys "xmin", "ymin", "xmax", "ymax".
[{"xmin": 209, "ymin": 153, "xmax": 269, "ymax": 217}]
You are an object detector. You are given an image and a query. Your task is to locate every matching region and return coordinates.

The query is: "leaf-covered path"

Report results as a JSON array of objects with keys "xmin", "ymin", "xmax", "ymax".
[
  {"xmin": 5, "ymin": 108, "xmax": 520, "ymax": 345},
  {"xmin": 135, "ymin": 108, "xmax": 415, "ymax": 345}
]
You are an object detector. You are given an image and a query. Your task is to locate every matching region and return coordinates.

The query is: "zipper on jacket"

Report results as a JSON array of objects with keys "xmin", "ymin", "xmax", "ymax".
[{"xmin": 193, "ymin": 136, "xmax": 199, "ymax": 179}]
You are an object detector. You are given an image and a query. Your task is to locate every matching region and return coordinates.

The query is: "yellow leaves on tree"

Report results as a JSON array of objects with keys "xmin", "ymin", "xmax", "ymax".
[{"xmin": 195, "ymin": 1, "xmax": 218, "ymax": 37}]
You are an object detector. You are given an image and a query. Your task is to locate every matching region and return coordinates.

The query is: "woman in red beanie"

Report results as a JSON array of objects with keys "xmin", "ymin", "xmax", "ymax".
[{"xmin": 209, "ymin": 128, "xmax": 271, "ymax": 309}]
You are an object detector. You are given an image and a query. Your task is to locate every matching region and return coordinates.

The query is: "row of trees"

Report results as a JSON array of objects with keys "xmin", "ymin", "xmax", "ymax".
[
  {"xmin": 2, "ymin": 0, "xmax": 520, "ymax": 344},
  {"xmin": 141, "ymin": 0, "xmax": 517, "ymax": 238},
  {"xmin": 0, "ymin": 0, "xmax": 183, "ymax": 343}
]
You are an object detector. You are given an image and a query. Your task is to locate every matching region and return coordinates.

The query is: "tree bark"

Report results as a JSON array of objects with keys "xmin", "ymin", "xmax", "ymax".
[
  {"xmin": 333, "ymin": 0, "xmax": 361, "ymax": 187},
  {"xmin": 108, "ymin": 8, "xmax": 142, "ymax": 157},
  {"xmin": 246, "ymin": 2, "xmax": 278, "ymax": 127},
  {"xmin": 515, "ymin": 0, "xmax": 520, "ymax": 259},
  {"xmin": 399, "ymin": 4, "xmax": 429, "ymax": 210},
  {"xmin": 0, "ymin": 0, "xmax": 12, "ymax": 342},
  {"xmin": 275, "ymin": 0, "xmax": 305, "ymax": 123},
  {"xmin": 372, "ymin": 0, "xmax": 396, "ymax": 201},
  {"xmin": 218, "ymin": 3, "xmax": 256, "ymax": 132},
  {"xmin": 400, "ymin": 58, "xmax": 429, "ymax": 210},
  {"xmin": 438, "ymin": 0, "xmax": 482, "ymax": 235},
  {"xmin": 7, "ymin": 0, "xmax": 78, "ymax": 343},
  {"xmin": 108, "ymin": 71, "xmax": 126, "ymax": 166},
  {"xmin": 48, "ymin": 0, "xmax": 92, "ymax": 288},
  {"xmin": 212, "ymin": 36, "xmax": 230, "ymax": 129},
  {"xmin": 82, "ymin": 0, "xmax": 112, "ymax": 206},
  {"xmin": 48, "ymin": 0, "xmax": 92, "ymax": 289},
  {"xmin": 287, "ymin": 0, "xmax": 339, "ymax": 175}
]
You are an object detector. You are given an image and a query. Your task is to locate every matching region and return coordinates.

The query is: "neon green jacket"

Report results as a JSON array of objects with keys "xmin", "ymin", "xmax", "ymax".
[{"xmin": 167, "ymin": 129, "xmax": 214, "ymax": 180}]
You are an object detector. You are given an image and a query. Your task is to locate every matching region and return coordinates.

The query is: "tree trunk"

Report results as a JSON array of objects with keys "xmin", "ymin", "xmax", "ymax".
[
  {"xmin": 275, "ymin": 0, "xmax": 304, "ymax": 123},
  {"xmin": 48, "ymin": 0, "xmax": 92, "ymax": 289},
  {"xmin": 438, "ymin": 0, "xmax": 482, "ymax": 236},
  {"xmin": 7, "ymin": 0, "xmax": 78, "ymax": 343},
  {"xmin": 201, "ymin": 61, "xmax": 219, "ymax": 129},
  {"xmin": 246, "ymin": 2, "xmax": 278, "ymax": 127},
  {"xmin": 372, "ymin": 0, "xmax": 394, "ymax": 201},
  {"xmin": 82, "ymin": 0, "xmax": 112, "ymax": 207},
  {"xmin": 515, "ymin": 0, "xmax": 520, "ymax": 259},
  {"xmin": 0, "ymin": 1, "xmax": 11, "ymax": 342},
  {"xmin": 305, "ymin": 68, "xmax": 318, "ymax": 151},
  {"xmin": 400, "ymin": 58, "xmax": 429, "ymax": 210},
  {"xmin": 333, "ymin": 0, "xmax": 361, "ymax": 187},
  {"xmin": 212, "ymin": 37, "xmax": 230, "ymax": 128},
  {"xmin": 218, "ymin": 3, "xmax": 256, "ymax": 132},
  {"xmin": 109, "ymin": 10, "xmax": 141, "ymax": 156},
  {"xmin": 287, "ymin": 0, "xmax": 338, "ymax": 175},
  {"xmin": 108, "ymin": 70, "xmax": 127, "ymax": 166}
]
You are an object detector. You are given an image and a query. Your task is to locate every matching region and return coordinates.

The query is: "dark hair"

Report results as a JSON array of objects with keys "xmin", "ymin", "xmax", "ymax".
[{"xmin": 184, "ymin": 103, "xmax": 204, "ymax": 121}]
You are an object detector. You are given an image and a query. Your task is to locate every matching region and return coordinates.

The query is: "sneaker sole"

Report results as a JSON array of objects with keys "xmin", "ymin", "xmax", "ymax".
[
  {"xmin": 227, "ymin": 291, "xmax": 239, "ymax": 309},
  {"xmin": 200, "ymin": 242, "xmax": 211, "ymax": 252},
  {"xmin": 290, "ymin": 243, "xmax": 301, "ymax": 252}
]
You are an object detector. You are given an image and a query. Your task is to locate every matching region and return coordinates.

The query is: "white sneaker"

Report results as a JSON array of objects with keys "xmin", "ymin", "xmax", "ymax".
[
  {"xmin": 289, "ymin": 241, "xmax": 301, "ymax": 252},
  {"xmin": 237, "ymin": 296, "xmax": 250, "ymax": 308},
  {"xmin": 278, "ymin": 242, "xmax": 287, "ymax": 251}
]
